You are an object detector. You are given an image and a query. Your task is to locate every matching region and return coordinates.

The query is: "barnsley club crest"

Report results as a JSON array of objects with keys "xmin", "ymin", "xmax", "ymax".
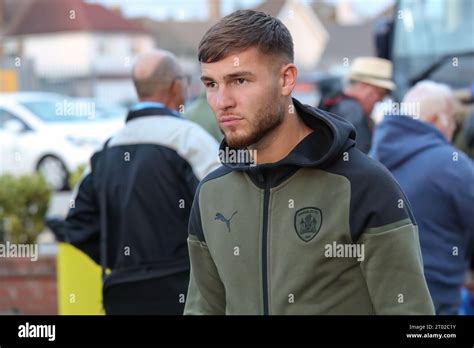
[{"xmin": 294, "ymin": 207, "xmax": 322, "ymax": 242}]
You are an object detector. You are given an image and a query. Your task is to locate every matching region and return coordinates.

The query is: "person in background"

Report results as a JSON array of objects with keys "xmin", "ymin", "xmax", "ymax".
[
  {"xmin": 186, "ymin": 90, "xmax": 223, "ymax": 142},
  {"xmin": 319, "ymin": 57, "xmax": 394, "ymax": 153},
  {"xmin": 370, "ymin": 81, "xmax": 474, "ymax": 315},
  {"xmin": 464, "ymin": 110, "xmax": 474, "ymax": 159},
  {"xmin": 47, "ymin": 49, "xmax": 220, "ymax": 315}
]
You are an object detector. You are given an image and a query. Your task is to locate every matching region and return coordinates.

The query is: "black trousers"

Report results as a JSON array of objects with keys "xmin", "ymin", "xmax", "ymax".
[{"xmin": 103, "ymin": 271, "xmax": 189, "ymax": 315}]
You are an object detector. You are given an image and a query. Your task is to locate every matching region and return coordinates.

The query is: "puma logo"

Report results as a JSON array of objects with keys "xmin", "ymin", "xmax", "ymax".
[{"xmin": 215, "ymin": 211, "xmax": 238, "ymax": 232}]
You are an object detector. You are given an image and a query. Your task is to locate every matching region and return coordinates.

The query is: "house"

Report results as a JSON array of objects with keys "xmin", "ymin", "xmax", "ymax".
[
  {"xmin": 132, "ymin": 0, "xmax": 220, "ymax": 69},
  {"xmin": 253, "ymin": 0, "xmax": 329, "ymax": 72},
  {"xmin": 134, "ymin": 16, "xmax": 215, "ymax": 75},
  {"xmin": 134, "ymin": 0, "xmax": 330, "ymax": 90},
  {"xmin": 2, "ymin": 0, "xmax": 155, "ymax": 102},
  {"xmin": 258, "ymin": 0, "xmax": 388, "ymax": 74},
  {"xmin": 318, "ymin": 20, "xmax": 377, "ymax": 73}
]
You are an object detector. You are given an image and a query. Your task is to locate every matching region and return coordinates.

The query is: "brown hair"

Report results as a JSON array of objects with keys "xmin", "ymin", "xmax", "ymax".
[{"xmin": 198, "ymin": 10, "xmax": 294, "ymax": 64}]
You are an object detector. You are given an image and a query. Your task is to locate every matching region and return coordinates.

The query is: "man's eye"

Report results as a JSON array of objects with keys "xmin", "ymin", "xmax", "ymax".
[
  {"xmin": 235, "ymin": 78, "xmax": 247, "ymax": 85},
  {"xmin": 206, "ymin": 82, "xmax": 217, "ymax": 88}
]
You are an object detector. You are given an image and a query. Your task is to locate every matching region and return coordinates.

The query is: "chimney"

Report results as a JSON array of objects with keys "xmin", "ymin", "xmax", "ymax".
[
  {"xmin": 336, "ymin": 0, "xmax": 360, "ymax": 25},
  {"xmin": 208, "ymin": 0, "xmax": 220, "ymax": 21},
  {"xmin": 0, "ymin": 0, "xmax": 4, "ymax": 32},
  {"xmin": 0, "ymin": 0, "xmax": 4, "ymax": 57},
  {"xmin": 110, "ymin": 4, "xmax": 123, "ymax": 17}
]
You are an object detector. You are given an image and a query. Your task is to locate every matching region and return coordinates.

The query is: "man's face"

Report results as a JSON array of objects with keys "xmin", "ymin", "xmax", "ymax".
[
  {"xmin": 357, "ymin": 83, "xmax": 387, "ymax": 115},
  {"xmin": 201, "ymin": 47, "xmax": 285, "ymax": 148}
]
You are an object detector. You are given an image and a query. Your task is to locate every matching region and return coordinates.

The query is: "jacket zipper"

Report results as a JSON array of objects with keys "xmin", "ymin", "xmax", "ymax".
[{"xmin": 261, "ymin": 185, "xmax": 270, "ymax": 315}]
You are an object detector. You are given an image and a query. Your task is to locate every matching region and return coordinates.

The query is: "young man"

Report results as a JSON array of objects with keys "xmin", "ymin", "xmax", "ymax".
[
  {"xmin": 48, "ymin": 50, "xmax": 219, "ymax": 314},
  {"xmin": 184, "ymin": 10, "xmax": 434, "ymax": 315}
]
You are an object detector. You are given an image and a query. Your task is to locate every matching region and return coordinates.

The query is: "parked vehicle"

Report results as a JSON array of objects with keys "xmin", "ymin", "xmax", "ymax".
[{"xmin": 0, "ymin": 92, "xmax": 126, "ymax": 191}]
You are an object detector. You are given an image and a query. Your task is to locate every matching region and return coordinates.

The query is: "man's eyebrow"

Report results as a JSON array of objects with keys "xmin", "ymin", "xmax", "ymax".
[
  {"xmin": 223, "ymin": 71, "xmax": 254, "ymax": 81},
  {"xmin": 200, "ymin": 75, "xmax": 214, "ymax": 83},
  {"xmin": 200, "ymin": 71, "xmax": 255, "ymax": 83}
]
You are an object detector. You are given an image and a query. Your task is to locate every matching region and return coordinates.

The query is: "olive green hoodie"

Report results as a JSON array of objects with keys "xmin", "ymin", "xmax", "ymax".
[{"xmin": 184, "ymin": 99, "xmax": 435, "ymax": 315}]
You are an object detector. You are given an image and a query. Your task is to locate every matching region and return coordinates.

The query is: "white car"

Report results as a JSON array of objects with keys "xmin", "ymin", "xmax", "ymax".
[{"xmin": 0, "ymin": 92, "xmax": 126, "ymax": 190}]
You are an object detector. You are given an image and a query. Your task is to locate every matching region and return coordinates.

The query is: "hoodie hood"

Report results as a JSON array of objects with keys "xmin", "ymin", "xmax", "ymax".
[
  {"xmin": 219, "ymin": 98, "xmax": 356, "ymax": 170},
  {"xmin": 370, "ymin": 115, "xmax": 448, "ymax": 170}
]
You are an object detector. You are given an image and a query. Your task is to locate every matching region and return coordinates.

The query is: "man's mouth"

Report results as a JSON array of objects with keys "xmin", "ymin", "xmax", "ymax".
[{"xmin": 219, "ymin": 116, "xmax": 243, "ymax": 127}]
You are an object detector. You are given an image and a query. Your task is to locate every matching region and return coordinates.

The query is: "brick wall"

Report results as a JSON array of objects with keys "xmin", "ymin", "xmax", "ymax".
[{"xmin": 0, "ymin": 255, "xmax": 57, "ymax": 314}]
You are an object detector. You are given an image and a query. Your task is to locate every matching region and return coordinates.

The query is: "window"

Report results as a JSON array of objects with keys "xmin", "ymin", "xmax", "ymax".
[{"xmin": 0, "ymin": 109, "xmax": 30, "ymax": 131}]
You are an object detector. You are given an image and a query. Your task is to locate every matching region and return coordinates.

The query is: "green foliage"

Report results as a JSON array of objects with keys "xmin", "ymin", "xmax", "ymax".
[
  {"xmin": 0, "ymin": 174, "xmax": 51, "ymax": 244},
  {"xmin": 69, "ymin": 164, "xmax": 87, "ymax": 189}
]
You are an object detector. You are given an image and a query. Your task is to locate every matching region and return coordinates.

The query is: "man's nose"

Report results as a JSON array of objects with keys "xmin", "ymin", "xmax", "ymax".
[{"xmin": 216, "ymin": 85, "xmax": 236, "ymax": 110}]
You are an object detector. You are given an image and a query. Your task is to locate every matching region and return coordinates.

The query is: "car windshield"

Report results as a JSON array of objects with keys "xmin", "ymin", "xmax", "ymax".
[{"xmin": 20, "ymin": 99, "xmax": 127, "ymax": 123}]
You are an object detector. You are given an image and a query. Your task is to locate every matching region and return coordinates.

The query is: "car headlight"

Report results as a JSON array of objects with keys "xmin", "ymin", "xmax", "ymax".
[{"xmin": 65, "ymin": 135, "xmax": 100, "ymax": 148}]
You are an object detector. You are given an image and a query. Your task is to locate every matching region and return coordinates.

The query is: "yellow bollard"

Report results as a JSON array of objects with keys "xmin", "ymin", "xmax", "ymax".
[{"xmin": 57, "ymin": 243, "xmax": 104, "ymax": 315}]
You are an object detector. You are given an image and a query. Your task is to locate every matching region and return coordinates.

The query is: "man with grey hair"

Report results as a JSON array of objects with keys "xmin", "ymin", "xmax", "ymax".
[
  {"xmin": 132, "ymin": 50, "xmax": 188, "ymax": 111},
  {"xmin": 47, "ymin": 49, "xmax": 220, "ymax": 314},
  {"xmin": 370, "ymin": 80, "xmax": 474, "ymax": 315}
]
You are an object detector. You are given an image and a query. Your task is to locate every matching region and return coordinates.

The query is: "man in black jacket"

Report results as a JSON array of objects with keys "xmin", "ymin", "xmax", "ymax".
[{"xmin": 47, "ymin": 50, "xmax": 219, "ymax": 314}]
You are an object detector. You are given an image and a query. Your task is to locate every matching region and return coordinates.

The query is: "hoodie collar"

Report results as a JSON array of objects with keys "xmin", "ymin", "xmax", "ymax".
[{"xmin": 219, "ymin": 98, "xmax": 356, "ymax": 171}]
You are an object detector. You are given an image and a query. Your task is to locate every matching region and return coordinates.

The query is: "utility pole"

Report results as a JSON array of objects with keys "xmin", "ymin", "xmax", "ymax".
[
  {"xmin": 208, "ymin": 0, "xmax": 220, "ymax": 21},
  {"xmin": 0, "ymin": 0, "xmax": 5, "ymax": 57}
]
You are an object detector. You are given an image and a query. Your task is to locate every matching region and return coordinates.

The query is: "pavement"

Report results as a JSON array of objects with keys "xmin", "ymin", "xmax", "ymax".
[{"xmin": 38, "ymin": 191, "xmax": 73, "ymax": 245}]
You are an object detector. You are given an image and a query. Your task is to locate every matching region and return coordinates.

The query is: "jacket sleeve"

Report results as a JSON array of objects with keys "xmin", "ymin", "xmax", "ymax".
[
  {"xmin": 451, "ymin": 155, "xmax": 474, "ymax": 247},
  {"xmin": 178, "ymin": 121, "xmax": 221, "ymax": 182},
  {"xmin": 184, "ymin": 186, "xmax": 226, "ymax": 315},
  {"xmin": 358, "ymin": 221, "xmax": 435, "ymax": 314},
  {"xmin": 169, "ymin": 120, "xmax": 220, "ymax": 202},
  {"xmin": 47, "ymin": 153, "xmax": 102, "ymax": 264},
  {"xmin": 354, "ymin": 159, "xmax": 435, "ymax": 314}
]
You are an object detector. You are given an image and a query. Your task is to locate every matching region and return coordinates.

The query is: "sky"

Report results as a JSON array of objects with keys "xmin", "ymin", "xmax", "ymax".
[
  {"xmin": 87, "ymin": 0, "xmax": 394, "ymax": 21},
  {"xmin": 87, "ymin": 0, "xmax": 263, "ymax": 20}
]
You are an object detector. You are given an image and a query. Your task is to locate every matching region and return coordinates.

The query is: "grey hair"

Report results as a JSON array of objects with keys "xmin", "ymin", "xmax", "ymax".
[
  {"xmin": 132, "ymin": 52, "xmax": 181, "ymax": 98},
  {"xmin": 402, "ymin": 80, "xmax": 455, "ymax": 123}
]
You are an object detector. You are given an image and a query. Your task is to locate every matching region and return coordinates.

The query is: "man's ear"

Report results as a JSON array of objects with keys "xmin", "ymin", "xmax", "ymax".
[
  {"xmin": 280, "ymin": 63, "xmax": 297, "ymax": 97},
  {"xmin": 424, "ymin": 114, "xmax": 438, "ymax": 125},
  {"xmin": 169, "ymin": 78, "xmax": 179, "ymax": 95}
]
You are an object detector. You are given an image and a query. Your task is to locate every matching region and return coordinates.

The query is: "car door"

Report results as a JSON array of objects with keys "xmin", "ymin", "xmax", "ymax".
[{"xmin": 0, "ymin": 108, "xmax": 32, "ymax": 175}]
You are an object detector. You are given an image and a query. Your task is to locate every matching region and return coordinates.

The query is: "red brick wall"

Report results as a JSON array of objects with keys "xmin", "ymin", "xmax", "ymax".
[{"xmin": 0, "ymin": 256, "xmax": 57, "ymax": 314}]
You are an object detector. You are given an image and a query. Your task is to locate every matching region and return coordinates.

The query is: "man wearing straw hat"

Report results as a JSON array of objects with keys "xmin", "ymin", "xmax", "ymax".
[{"xmin": 320, "ymin": 57, "xmax": 395, "ymax": 153}]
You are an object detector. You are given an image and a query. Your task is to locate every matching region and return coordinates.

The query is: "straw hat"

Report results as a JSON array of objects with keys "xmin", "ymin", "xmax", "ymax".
[{"xmin": 348, "ymin": 57, "xmax": 396, "ymax": 91}]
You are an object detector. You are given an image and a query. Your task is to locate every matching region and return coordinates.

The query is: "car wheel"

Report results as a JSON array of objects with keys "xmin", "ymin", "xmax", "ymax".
[{"xmin": 37, "ymin": 155, "xmax": 69, "ymax": 191}]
